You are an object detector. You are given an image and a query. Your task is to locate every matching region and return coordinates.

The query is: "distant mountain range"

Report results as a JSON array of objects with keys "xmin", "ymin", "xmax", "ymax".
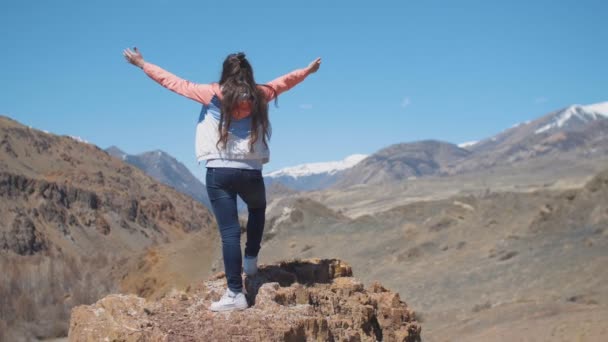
[
  {"xmin": 264, "ymin": 154, "xmax": 367, "ymax": 191},
  {"xmin": 266, "ymin": 101, "xmax": 608, "ymax": 190},
  {"xmin": 105, "ymin": 146, "xmax": 210, "ymax": 208},
  {"xmin": 335, "ymin": 141, "xmax": 470, "ymax": 188},
  {"xmin": 451, "ymin": 102, "xmax": 608, "ymax": 173},
  {"xmin": 258, "ymin": 102, "xmax": 608, "ymax": 341},
  {"xmin": 100, "ymin": 101, "xmax": 608, "ymax": 195}
]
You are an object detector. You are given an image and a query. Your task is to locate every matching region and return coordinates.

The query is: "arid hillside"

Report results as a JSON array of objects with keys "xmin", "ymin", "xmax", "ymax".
[
  {"xmin": 260, "ymin": 168, "xmax": 608, "ymax": 341},
  {"xmin": 0, "ymin": 116, "xmax": 219, "ymax": 341}
]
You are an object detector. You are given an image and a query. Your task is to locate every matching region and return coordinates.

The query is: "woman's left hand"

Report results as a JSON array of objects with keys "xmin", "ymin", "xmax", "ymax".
[{"xmin": 123, "ymin": 47, "xmax": 145, "ymax": 68}]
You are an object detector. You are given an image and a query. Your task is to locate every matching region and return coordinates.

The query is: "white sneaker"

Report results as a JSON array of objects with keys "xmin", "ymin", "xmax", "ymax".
[
  {"xmin": 243, "ymin": 256, "xmax": 258, "ymax": 276},
  {"xmin": 209, "ymin": 289, "xmax": 248, "ymax": 312}
]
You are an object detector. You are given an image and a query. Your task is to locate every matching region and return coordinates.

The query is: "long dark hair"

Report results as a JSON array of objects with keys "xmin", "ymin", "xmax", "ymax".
[{"xmin": 217, "ymin": 52, "xmax": 274, "ymax": 152}]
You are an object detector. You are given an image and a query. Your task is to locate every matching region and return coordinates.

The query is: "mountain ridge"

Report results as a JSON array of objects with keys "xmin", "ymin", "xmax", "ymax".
[
  {"xmin": 105, "ymin": 146, "xmax": 210, "ymax": 207},
  {"xmin": 265, "ymin": 101, "xmax": 608, "ymax": 191},
  {"xmin": 264, "ymin": 154, "xmax": 368, "ymax": 191},
  {"xmin": 335, "ymin": 140, "xmax": 471, "ymax": 188}
]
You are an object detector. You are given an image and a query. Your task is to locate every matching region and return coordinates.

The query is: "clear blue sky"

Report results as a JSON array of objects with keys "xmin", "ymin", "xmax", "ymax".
[{"xmin": 1, "ymin": 0, "xmax": 607, "ymax": 179}]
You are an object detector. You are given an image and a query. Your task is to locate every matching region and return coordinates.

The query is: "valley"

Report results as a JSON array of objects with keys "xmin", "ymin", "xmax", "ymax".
[
  {"xmin": 259, "ymin": 102, "xmax": 608, "ymax": 340},
  {"xmin": 2, "ymin": 101, "xmax": 607, "ymax": 341}
]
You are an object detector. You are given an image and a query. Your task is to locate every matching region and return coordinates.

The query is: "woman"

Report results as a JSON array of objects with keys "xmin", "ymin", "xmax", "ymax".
[{"xmin": 123, "ymin": 47, "xmax": 321, "ymax": 311}]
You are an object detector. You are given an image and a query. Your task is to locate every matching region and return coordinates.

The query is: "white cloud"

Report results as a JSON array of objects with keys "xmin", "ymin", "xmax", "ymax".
[
  {"xmin": 299, "ymin": 104, "xmax": 313, "ymax": 110},
  {"xmin": 534, "ymin": 96, "xmax": 548, "ymax": 104},
  {"xmin": 401, "ymin": 97, "xmax": 411, "ymax": 108}
]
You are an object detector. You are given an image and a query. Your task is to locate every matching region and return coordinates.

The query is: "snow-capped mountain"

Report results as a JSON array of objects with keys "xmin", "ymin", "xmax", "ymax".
[
  {"xmin": 468, "ymin": 101, "xmax": 608, "ymax": 152},
  {"xmin": 330, "ymin": 101, "xmax": 608, "ymax": 185},
  {"xmin": 449, "ymin": 101, "xmax": 608, "ymax": 173},
  {"xmin": 534, "ymin": 102, "xmax": 608, "ymax": 134},
  {"xmin": 266, "ymin": 154, "xmax": 368, "ymax": 178},
  {"xmin": 264, "ymin": 154, "xmax": 368, "ymax": 191}
]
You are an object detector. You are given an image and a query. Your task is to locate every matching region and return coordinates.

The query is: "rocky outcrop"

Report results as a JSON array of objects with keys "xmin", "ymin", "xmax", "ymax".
[
  {"xmin": 69, "ymin": 259, "xmax": 421, "ymax": 342},
  {"xmin": 1, "ymin": 211, "xmax": 48, "ymax": 255},
  {"xmin": 0, "ymin": 171, "xmax": 211, "ymax": 255}
]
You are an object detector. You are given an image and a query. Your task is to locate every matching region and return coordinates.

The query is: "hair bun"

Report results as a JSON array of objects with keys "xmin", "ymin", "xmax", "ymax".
[{"xmin": 228, "ymin": 52, "xmax": 246, "ymax": 67}]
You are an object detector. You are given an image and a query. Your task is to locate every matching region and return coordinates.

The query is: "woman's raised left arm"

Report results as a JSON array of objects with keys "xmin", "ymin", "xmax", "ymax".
[{"xmin": 123, "ymin": 47, "xmax": 215, "ymax": 105}]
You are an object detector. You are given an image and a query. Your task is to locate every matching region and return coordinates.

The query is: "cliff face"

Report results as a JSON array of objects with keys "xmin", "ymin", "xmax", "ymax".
[
  {"xmin": 69, "ymin": 259, "xmax": 422, "ymax": 342},
  {"xmin": 0, "ymin": 116, "xmax": 218, "ymax": 341}
]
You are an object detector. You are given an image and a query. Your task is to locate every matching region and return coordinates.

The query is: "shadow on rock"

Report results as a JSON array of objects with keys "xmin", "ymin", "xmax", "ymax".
[{"xmin": 244, "ymin": 258, "xmax": 353, "ymax": 305}]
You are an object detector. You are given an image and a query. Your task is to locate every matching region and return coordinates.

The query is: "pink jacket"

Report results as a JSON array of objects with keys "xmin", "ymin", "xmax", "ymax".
[
  {"xmin": 143, "ymin": 62, "xmax": 312, "ymax": 119},
  {"xmin": 141, "ymin": 61, "xmax": 313, "ymax": 164}
]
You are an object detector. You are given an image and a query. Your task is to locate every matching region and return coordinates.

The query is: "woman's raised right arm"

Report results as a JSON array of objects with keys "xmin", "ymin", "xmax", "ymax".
[
  {"xmin": 123, "ymin": 47, "xmax": 215, "ymax": 105},
  {"xmin": 260, "ymin": 57, "xmax": 322, "ymax": 102}
]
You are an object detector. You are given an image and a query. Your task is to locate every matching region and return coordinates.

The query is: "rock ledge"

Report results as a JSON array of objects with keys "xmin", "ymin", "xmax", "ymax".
[{"xmin": 69, "ymin": 258, "xmax": 421, "ymax": 341}]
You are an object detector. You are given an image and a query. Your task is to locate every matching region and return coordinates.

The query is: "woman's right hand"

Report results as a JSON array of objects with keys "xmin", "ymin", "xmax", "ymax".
[
  {"xmin": 307, "ymin": 57, "xmax": 322, "ymax": 74},
  {"xmin": 123, "ymin": 47, "xmax": 145, "ymax": 69}
]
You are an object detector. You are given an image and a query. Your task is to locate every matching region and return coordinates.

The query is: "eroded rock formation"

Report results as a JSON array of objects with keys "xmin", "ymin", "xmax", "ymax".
[{"xmin": 69, "ymin": 259, "xmax": 421, "ymax": 341}]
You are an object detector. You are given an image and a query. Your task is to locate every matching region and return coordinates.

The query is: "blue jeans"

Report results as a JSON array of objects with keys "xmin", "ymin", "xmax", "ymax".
[{"xmin": 205, "ymin": 167, "xmax": 266, "ymax": 293}]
